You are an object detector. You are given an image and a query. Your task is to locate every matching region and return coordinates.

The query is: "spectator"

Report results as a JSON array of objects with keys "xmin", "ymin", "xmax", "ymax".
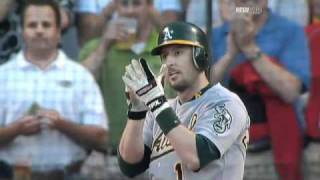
[
  {"xmin": 52, "ymin": 0, "xmax": 80, "ymax": 60},
  {"xmin": 80, "ymin": 0, "xmax": 176, "ymax": 155},
  {"xmin": 303, "ymin": 6, "xmax": 320, "ymax": 179},
  {"xmin": 309, "ymin": 0, "xmax": 320, "ymax": 25},
  {"xmin": 55, "ymin": 0, "xmax": 75, "ymax": 30},
  {"xmin": 184, "ymin": 0, "xmax": 308, "ymax": 32},
  {"xmin": 0, "ymin": 0, "xmax": 21, "ymax": 65},
  {"xmin": 305, "ymin": 0, "xmax": 320, "ymax": 141},
  {"xmin": 210, "ymin": 0, "xmax": 310, "ymax": 180},
  {"xmin": 185, "ymin": 0, "xmax": 224, "ymax": 31},
  {"xmin": 152, "ymin": 0, "xmax": 182, "ymax": 28},
  {"xmin": 74, "ymin": 0, "xmax": 110, "ymax": 47},
  {"xmin": 0, "ymin": 0, "xmax": 15, "ymax": 22},
  {"xmin": 0, "ymin": 0, "xmax": 108, "ymax": 179},
  {"xmin": 75, "ymin": 0, "xmax": 182, "ymax": 47},
  {"xmin": 17, "ymin": 0, "xmax": 75, "ymax": 34},
  {"xmin": 268, "ymin": 0, "xmax": 309, "ymax": 26},
  {"xmin": 0, "ymin": 0, "xmax": 76, "ymax": 65}
]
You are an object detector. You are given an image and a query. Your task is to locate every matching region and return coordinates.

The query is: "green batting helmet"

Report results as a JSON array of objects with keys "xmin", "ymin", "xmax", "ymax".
[{"xmin": 151, "ymin": 21, "xmax": 209, "ymax": 71}]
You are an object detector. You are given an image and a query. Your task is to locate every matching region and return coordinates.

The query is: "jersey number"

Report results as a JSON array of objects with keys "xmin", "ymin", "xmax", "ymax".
[
  {"xmin": 174, "ymin": 162, "xmax": 183, "ymax": 180},
  {"xmin": 242, "ymin": 130, "xmax": 249, "ymax": 149}
]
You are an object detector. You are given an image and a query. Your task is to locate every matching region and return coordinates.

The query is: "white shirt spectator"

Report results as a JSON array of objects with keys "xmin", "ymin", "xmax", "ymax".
[
  {"xmin": 74, "ymin": 0, "xmax": 182, "ymax": 15},
  {"xmin": 0, "ymin": 50, "xmax": 108, "ymax": 171},
  {"xmin": 74, "ymin": 0, "xmax": 111, "ymax": 14},
  {"xmin": 154, "ymin": 0, "xmax": 182, "ymax": 13},
  {"xmin": 186, "ymin": 0, "xmax": 222, "ymax": 31}
]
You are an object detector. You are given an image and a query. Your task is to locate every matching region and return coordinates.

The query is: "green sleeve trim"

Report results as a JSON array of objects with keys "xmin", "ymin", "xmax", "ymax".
[
  {"xmin": 156, "ymin": 107, "xmax": 180, "ymax": 135},
  {"xmin": 117, "ymin": 145, "xmax": 151, "ymax": 178},
  {"xmin": 195, "ymin": 134, "xmax": 221, "ymax": 171}
]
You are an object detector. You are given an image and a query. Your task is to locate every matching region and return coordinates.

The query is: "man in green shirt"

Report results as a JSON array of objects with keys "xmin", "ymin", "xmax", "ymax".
[{"xmin": 80, "ymin": 0, "xmax": 175, "ymax": 151}]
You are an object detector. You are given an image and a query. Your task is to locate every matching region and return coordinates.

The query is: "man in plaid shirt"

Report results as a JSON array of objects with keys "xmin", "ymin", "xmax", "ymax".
[{"xmin": 0, "ymin": 0, "xmax": 108, "ymax": 178}]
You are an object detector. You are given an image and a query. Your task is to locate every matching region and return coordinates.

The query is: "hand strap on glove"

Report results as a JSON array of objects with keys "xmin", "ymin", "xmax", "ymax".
[{"xmin": 126, "ymin": 91, "xmax": 147, "ymax": 120}]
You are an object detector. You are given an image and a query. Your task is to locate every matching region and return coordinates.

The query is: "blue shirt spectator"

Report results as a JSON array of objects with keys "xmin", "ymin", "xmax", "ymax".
[
  {"xmin": 210, "ymin": 3, "xmax": 311, "ymax": 179},
  {"xmin": 212, "ymin": 10, "xmax": 310, "ymax": 88}
]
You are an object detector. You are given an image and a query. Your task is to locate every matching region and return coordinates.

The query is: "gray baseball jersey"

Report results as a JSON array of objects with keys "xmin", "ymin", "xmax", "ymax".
[{"xmin": 143, "ymin": 83, "xmax": 250, "ymax": 180}]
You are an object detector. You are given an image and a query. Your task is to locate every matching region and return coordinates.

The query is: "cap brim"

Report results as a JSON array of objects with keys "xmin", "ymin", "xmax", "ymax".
[{"xmin": 151, "ymin": 40, "xmax": 203, "ymax": 56}]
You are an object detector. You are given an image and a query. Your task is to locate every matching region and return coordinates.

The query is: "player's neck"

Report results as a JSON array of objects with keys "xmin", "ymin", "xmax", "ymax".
[{"xmin": 178, "ymin": 74, "xmax": 209, "ymax": 103}]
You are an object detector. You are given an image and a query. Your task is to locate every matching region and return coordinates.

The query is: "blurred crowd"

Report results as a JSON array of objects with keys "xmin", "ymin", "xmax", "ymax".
[{"xmin": 0, "ymin": 0, "xmax": 319, "ymax": 180}]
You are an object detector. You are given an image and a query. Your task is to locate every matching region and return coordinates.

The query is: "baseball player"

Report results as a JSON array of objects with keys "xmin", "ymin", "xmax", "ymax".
[{"xmin": 118, "ymin": 21, "xmax": 250, "ymax": 180}]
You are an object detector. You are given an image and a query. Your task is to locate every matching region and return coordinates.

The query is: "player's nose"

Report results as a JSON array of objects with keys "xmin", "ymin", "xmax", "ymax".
[{"xmin": 165, "ymin": 55, "xmax": 176, "ymax": 68}]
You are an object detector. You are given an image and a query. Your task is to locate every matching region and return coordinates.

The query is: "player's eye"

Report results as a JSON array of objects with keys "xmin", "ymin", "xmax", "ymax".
[
  {"xmin": 174, "ymin": 49, "xmax": 181, "ymax": 56},
  {"xmin": 160, "ymin": 53, "xmax": 167, "ymax": 62}
]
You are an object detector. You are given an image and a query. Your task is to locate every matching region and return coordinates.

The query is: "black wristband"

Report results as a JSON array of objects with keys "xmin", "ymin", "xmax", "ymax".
[
  {"xmin": 156, "ymin": 107, "xmax": 180, "ymax": 135},
  {"xmin": 247, "ymin": 50, "xmax": 262, "ymax": 62},
  {"xmin": 127, "ymin": 110, "xmax": 147, "ymax": 120}
]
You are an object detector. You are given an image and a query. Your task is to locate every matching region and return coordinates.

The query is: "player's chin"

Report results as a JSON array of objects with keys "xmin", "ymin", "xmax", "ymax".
[{"xmin": 169, "ymin": 81, "xmax": 188, "ymax": 92}]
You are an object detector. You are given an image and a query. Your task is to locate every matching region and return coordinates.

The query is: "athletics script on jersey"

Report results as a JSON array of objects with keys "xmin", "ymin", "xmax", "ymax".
[
  {"xmin": 150, "ymin": 103, "xmax": 233, "ymax": 160},
  {"xmin": 150, "ymin": 114, "xmax": 198, "ymax": 160}
]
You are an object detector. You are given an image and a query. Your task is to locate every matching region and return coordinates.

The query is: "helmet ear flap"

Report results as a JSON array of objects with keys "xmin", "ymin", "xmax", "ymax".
[{"xmin": 193, "ymin": 47, "xmax": 208, "ymax": 71}]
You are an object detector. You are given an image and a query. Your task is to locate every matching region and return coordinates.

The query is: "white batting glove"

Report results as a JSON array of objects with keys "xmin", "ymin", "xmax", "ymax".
[
  {"xmin": 122, "ymin": 58, "xmax": 170, "ymax": 117},
  {"xmin": 125, "ymin": 85, "xmax": 147, "ymax": 111},
  {"xmin": 125, "ymin": 85, "xmax": 148, "ymax": 120}
]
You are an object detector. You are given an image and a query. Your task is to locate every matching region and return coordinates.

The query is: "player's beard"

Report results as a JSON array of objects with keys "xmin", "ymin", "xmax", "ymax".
[{"xmin": 169, "ymin": 79, "xmax": 190, "ymax": 93}]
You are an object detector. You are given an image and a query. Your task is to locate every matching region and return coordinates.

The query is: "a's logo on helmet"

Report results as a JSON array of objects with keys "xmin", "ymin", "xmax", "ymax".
[{"xmin": 163, "ymin": 27, "xmax": 173, "ymax": 41}]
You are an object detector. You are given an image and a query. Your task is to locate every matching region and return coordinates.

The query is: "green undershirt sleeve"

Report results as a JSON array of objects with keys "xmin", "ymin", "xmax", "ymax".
[
  {"xmin": 117, "ymin": 145, "xmax": 151, "ymax": 178},
  {"xmin": 195, "ymin": 134, "xmax": 221, "ymax": 171}
]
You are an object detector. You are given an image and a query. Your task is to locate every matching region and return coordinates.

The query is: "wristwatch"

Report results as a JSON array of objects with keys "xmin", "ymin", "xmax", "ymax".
[{"xmin": 247, "ymin": 49, "xmax": 262, "ymax": 62}]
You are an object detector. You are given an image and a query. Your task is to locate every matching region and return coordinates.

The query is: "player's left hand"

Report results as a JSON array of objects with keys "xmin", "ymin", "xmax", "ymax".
[
  {"xmin": 122, "ymin": 58, "xmax": 166, "ymax": 114},
  {"xmin": 125, "ymin": 85, "xmax": 148, "ymax": 111}
]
